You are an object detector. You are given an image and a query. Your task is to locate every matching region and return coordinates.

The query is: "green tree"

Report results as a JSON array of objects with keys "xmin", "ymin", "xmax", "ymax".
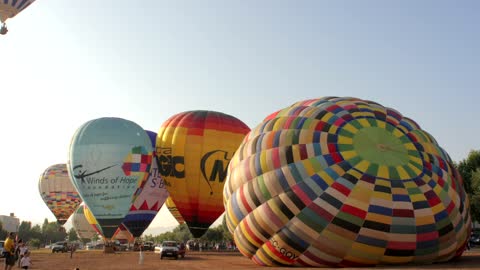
[
  {"xmin": 200, "ymin": 226, "xmax": 223, "ymax": 242},
  {"xmin": 92, "ymin": 234, "xmax": 100, "ymax": 242},
  {"xmin": 30, "ymin": 224, "xmax": 42, "ymax": 244},
  {"xmin": 457, "ymin": 150, "xmax": 480, "ymax": 223},
  {"xmin": 0, "ymin": 221, "xmax": 7, "ymax": 239},
  {"xmin": 41, "ymin": 220, "xmax": 67, "ymax": 245},
  {"xmin": 29, "ymin": 238, "xmax": 41, "ymax": 249},
  {"xmin": 18, "ymin": 221, "xmax": 32, "ymax": 242},
  {"xmin": 68, "ymin": 227, "xmax": 79, "ymax": 242},
  {"xmin": 221, "ymin": 215, "xmax": 233, "ymax": 242},
  {"xmin": 470, "ymin": 169, "xmax": 480, "ymax": 225}
]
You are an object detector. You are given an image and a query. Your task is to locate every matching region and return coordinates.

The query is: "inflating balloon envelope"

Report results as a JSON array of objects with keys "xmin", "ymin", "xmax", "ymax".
[
  {"xmin": 224, "ymin": 97, "xmax": 471, "ymax": 267},
  {"xmin": 157, "ymin": 110, "xmax": 250, "ymax": 238},
  {"xmin": 38, "ymin": 163, "xmax": 82, "ymax": 225},
  {"xmin": 68, "ymin": 117, "xmax": 153, "ymax": 240},
  {"xmin": 121, "ymin": 130, "xmax": 169, "ymax": 238},
  {"xmin": 72, "ymin": 204, "xmax": 98, "ymax": 240}
]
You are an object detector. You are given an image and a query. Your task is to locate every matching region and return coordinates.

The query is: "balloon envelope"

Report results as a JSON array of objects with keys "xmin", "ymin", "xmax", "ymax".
[
  {"xmin": 122, "ymin": 130, "xmax": 169, "ymax": 237},
  {"xmin": 72, "ymin": 204, "xmax": 98, "ymax": 240},
  {"xmin": 68, "ymin": 117, "xmax": 153, "ymax": 239},
  {"xmin": 113, "ymin": 224, "xmax": 134, "ymax": 243},
  {"xmin": 83, "ymin": 204, "xmax": 103, "ymax": 236},
  {"xmin": 157, "ymin": 110, "xmax": 250, "ymax": 238},
  {"xmin": 0, "ymin": 0, "xmax": 35, "ymax": 23},
  {"xmin": 224, "ymin": 97, "xmax": 471, "ymax": 267},
  {"xmin": 165, "ymin": 196, "xmax": 185, "ymax": 225},
  {"xmin": 38, "ymin": 164, "xmax": 82, "ymax": 225}
]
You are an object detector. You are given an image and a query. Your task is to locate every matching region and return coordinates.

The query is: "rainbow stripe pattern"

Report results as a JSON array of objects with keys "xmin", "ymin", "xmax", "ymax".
[{"xmin": 224, "ymin": 97, "xmax": 471, "ymax": 267}]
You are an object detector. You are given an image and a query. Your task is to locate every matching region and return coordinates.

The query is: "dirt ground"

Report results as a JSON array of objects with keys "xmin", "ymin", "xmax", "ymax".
[{"xmin": 2, "ymin": 249, "xmax": 479, "ymax": 270}]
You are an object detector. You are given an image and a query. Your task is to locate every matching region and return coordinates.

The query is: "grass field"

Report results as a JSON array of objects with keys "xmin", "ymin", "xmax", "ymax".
[{"xmin": 0, "ymin": 248, "xmax": 478, "ymax": 270}]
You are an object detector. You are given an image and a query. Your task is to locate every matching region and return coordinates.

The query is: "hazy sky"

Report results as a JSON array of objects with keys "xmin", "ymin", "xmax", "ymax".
[{"xmin": 1, "ymin": 1, "xmax": 478, "ymax": 234}]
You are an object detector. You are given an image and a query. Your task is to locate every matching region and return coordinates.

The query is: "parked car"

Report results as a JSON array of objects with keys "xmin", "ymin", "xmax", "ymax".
[
  {"xmin": 156, "ymin": 241, "xmax": 179, "ymax": 259},
  {"xmin": 51, "ymin": 241, "xmax": 69, "ymax": 253},
  {"xmin": 143, "ymin": 241, "xmax": 155, "ymax": 251},
  {"xmin": 470, "ymin": 233, "xmax": 480, "ymax": 247},
  {"xmin": 113, "ymin": 241, "xmax": 127, "ymax": 252},
  {"xmin": 0, "ymin": 240, "xmax": 5, "ymax": 258}
]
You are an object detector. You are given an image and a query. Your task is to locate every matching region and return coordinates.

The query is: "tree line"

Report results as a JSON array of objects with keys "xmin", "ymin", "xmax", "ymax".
[{"xmin": 0, "ymin": 219, "xmax": 80, "ymax": 248}]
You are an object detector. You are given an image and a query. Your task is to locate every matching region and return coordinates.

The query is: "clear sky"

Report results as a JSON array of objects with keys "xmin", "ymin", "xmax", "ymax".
[{"xmin": 1, "ymin": 1, "xmax": 479, "ymax": 234}]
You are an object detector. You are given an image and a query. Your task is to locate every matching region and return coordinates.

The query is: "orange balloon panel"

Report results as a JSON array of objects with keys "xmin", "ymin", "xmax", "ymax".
[{"xmin": 157, "ymin": 110, "xmax": 250, "ymax": 237}]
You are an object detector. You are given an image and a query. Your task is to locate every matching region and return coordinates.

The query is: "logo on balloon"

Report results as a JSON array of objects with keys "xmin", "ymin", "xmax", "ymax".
[
  {"xmin": 270, "ymin": 239, "xmax": 298, "ymax": 261},
  {"xmin": 200, "ymin": 150, "xmax": 232, "ymax": 183},
  {"xmin": 200, "ymin": 150, "xmax": 232, "ymax": 195},
  {"xmin": 156, "ymin": 147, "xmax": 185, "ymax": 178},
  {"xmin": 149, "ymin": 166, "xmax": 166, "ymax": 189},
  {"xmin": 72, "ymin": 164, "xmax": 118, "ymax": 185}
]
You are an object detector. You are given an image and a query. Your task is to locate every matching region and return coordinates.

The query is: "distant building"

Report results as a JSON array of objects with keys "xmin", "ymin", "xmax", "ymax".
[{"xmin": 0, "ymin": 213, "xmax": 20, "ymax": 233}]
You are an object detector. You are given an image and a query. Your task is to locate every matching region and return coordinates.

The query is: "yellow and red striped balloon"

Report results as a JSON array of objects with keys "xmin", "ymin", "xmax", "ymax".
[
  {"xmin": 165, "ymin": 196, "xmax": 185, "ymax": 225},
  {"xmin": 157, "ymin": 110, "xmax": 250, "ymax": 238}
]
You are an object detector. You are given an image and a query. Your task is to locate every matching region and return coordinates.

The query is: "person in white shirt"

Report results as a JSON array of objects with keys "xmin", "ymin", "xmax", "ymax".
[
  {"xmin": 19, "ymin": 251, "xmax": 32, "ymax": 270},
  {"xmin": 17, "ymin": 240, "xmax": 28, "ymax": 268}
]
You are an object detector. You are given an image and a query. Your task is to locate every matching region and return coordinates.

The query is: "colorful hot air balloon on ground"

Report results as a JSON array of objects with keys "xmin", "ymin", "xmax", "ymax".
[
  {"xmin": 68, "ymin": 117, "xmax": 153, "ymax": 239},
  {"xmin": 84, "ymin": 205, "xmax": 134, "ymax": 244},
  {"xmin": 165, "ymin": 196, "xmax": 185, "ymax": 225},
  {"xmin": 83, "ymin": 204, "xmax": 103, "ymax": 236},
  {"xmin": 122, "ymin": 130, "xmax": 169, "ymax": 238},
  {"xmin": 224, "ymin": 97, "xmax": 471, "ymax": 267},
  {"xmin": 157, "ymin": 110, "xmax": 250, "ymax": 238},
  {"xmin": 113, "ymin": 224, "xmax": 135, "ymax": 244},
  {"xmin": 72, "ymin": 204, "xmax": 98, "ymax": 240},
  {"xmin": 38, "ymin": 164, "xmax": 82, "ymax": 225},
  {"xmin": 0, "ymin": 0, "xmax": 36, "ymax": 35}
]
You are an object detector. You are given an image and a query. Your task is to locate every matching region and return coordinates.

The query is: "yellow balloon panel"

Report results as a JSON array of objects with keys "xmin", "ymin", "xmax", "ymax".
[
  {"xmin": 165, "ymin": 196, "xmax": 185, "ymax": 224},
  {"xmin": 157, "ymin": 110, "xmax": 250, "ymax": 237}
]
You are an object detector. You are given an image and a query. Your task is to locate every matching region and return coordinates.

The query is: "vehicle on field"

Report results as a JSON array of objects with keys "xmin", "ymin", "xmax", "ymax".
[
  {"xmin": 0, "ymin": 240, "xmax": 5, "ymax": 258},
  {"xmin": 51, "ymin": 241, "xmax": 69, "ymax": 253},
  {"xmin": 156, "ymin": 241, "xmax": 180, "ymax": 259},
  {"xmin": 470, "ymin": 233, "xmax": 480, "ymax": 247},
  {"xmin": 143, "ymin": 241, "xmax": 155, "ymax": 251}
]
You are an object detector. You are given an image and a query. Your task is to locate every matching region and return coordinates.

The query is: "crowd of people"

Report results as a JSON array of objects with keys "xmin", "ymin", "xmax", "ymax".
[{"xmin": 2, "ymin": 232, "xmax": 32, "ymax": 270}]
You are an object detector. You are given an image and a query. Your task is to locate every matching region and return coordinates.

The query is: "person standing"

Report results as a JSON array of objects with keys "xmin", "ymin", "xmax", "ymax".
[
  {"xmin": 16, "ymin": 239, "xmax": 28, "ymax": 268},
  {"xmin": 3, "ymin": 232, "xmax": 16, "ymax": 270}
]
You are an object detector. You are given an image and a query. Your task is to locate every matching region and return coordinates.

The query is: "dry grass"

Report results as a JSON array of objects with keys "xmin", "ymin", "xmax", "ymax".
[{"xmin": 1, "ymin": 248, "xmax": 477, "ymax": 270}]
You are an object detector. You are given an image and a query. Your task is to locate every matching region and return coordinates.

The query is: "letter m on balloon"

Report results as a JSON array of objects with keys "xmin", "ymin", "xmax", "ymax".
[{"xmin": 201, "ymin": 150, "xmax": 231, "ymax": 183}]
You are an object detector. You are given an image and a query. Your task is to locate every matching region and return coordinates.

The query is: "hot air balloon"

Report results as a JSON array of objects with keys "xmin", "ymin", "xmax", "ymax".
[
  {"xmin": 72, "ymin": 204, "xmax": 98, "ymax": 240},
  {"xmin": 84, "ymin": 205, "xmax": 134, "ymax": 248},
  {"xmin": 165, "ymin": 196, "xmax": 185, "ymax": 225},
  {"xmin": 83, "ymin": 204, "xmax": 103, "ymax": 236},
  {"xmin": 113, "ymin": 224, "xmax": 135, "ymax": 244},
  {"xmin": 68, "ymin": 117, "xmax": 153, "ymax": 239},
  {"xmin": 0, "ymin": 0, "xmax": 36, "ymax": 35},
  {"xmin": 122, "ymin": 130, "xmax": 169, "ymax": 237},
  {"xmin": 38, "ymin": 164, "xmax": 82, "ymax": 225},
  {"xmin": 224, "ymin": 97, "xmax": 471, "ymax": 267},
  {"xmin": 156, "ymin": 110, "xmax": 250, "ymax": 238}
]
